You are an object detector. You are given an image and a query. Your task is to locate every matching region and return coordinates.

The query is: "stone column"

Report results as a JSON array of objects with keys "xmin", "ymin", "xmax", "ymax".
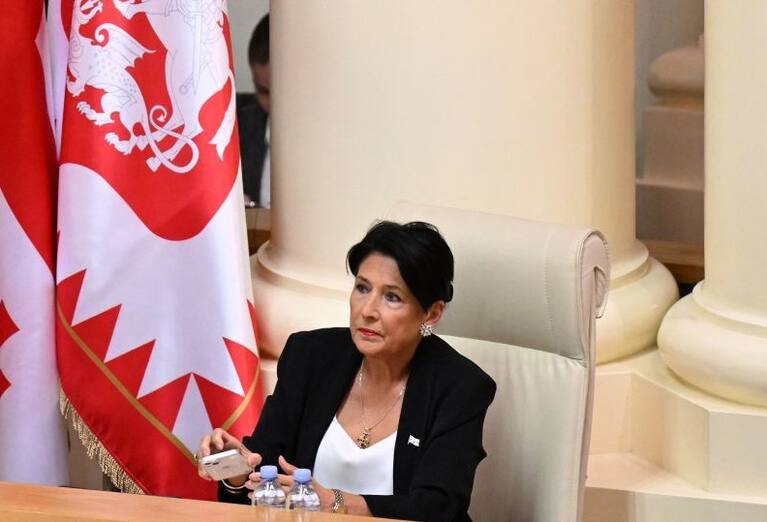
[
  {"xmin": 659, "ymin": 2, "xmax": 767, "ymax": 406},
  {"xmin": 255, "ymin": 0, "xmax": 677, "ymax": 362},
  {"xmin": 637, "ymin": 36, "xmax": 705, "ymax": 244}
]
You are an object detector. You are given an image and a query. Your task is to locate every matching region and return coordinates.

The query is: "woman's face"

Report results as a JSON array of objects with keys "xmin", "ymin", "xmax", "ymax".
[{"xmin": 349, "ymin": 253, "xmax": 439, "ymax": 362}]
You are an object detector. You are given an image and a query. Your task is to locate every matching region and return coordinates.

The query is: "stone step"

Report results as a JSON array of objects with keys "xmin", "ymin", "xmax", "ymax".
[
  {"xmin": 592, "ymin": 350, "xmax": 767, "ymax": 498},
  {"xmin": 585, "ymin": 452, "xmax": 767, "ymax": 522}
]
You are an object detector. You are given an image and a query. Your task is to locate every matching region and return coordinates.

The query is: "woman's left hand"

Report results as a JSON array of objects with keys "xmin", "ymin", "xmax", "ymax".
[{"xmin": 277, "ymin": 455, "xmax": 335, "ymax": 511}]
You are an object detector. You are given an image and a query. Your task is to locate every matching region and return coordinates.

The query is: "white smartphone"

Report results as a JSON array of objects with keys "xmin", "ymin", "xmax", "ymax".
[{"xmin": 200, "ymin": 449, "xmax": 253, "ymax": 481}]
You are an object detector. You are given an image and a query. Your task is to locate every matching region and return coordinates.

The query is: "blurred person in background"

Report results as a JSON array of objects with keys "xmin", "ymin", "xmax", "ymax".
[{"xmin": 239, "ymin": 14, "xmax": 270, "ymax": 208}]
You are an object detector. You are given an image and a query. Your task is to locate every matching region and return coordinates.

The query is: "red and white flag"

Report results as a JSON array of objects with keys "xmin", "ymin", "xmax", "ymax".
[
  {"xmin": 54, "ymin": 0, "xmax": 262, "ymax": 498},
  {"xmin": 0, "ymin": 2, "xmax": 69, "ymax": 485}
]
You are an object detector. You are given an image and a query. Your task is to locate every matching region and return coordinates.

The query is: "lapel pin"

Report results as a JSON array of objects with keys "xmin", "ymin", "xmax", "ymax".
[{"xmin": 408, "ymin": 435, "xmax": 420, "ymax": 447}]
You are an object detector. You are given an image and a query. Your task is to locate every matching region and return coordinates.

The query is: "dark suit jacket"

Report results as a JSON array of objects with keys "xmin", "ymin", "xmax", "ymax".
[
  {"xmin": 219, "ymin": 327, "xmax": 496, "ymax": 521},
  {"xmin": 237, "ymin": 101, "xmax": 268, "ymax": 203}
]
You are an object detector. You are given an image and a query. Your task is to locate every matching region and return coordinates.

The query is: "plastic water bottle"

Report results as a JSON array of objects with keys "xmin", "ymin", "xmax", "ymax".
[
  {"xmin": 253, "ymin": 465, "xmax": 286, "ymax": 508},
  {"xmin": 286, "ymin": 468, "xmax": 320, "ymax": 511}
]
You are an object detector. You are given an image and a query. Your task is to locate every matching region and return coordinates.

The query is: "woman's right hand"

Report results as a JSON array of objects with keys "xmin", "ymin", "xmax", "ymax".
[{"xmin": 196, "ymin": 428, "xmax": 262, "ymax": 485}]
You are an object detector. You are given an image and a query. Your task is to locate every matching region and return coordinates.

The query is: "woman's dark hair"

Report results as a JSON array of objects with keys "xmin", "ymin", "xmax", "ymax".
[{"xmin": 347, "ymin": 221, "xmax": 454, "ymax": 311}]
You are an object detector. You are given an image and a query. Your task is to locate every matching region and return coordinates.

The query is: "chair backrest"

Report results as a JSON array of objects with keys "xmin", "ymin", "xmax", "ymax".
[{"xmin": 388, "ymin": 202, "xmax": 609, "ymax": 522}]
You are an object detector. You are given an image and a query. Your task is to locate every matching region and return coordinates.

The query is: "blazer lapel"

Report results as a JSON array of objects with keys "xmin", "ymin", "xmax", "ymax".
[
  {"xmin": 393, "ymin": 337, "xmax": 435, "ymax": 494},
  {"xmin": 297, "ymin": 333, "xmax": 362, "ymax": 469},
  {"xmin": 295, "ymin": 332, "xmax": 437, "ymax": 491}
]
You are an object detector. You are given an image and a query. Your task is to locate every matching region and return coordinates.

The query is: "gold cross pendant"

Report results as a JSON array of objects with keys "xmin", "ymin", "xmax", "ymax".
[{"xmin": 356, "ymin": 428, "xmax": 371, "ymax": 449}]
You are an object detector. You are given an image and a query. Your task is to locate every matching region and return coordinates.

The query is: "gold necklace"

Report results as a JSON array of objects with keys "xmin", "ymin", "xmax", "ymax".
[{"xmin": 355, "ymin": 363, "xmax": 406, "ymax": 449}]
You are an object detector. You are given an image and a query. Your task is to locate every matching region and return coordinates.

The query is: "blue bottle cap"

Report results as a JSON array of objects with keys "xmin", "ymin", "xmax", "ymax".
[
  {"xmin": 293, "ymin": 468, "xmax": 312, "ymax": 483},
  {"xmin": 260, "ymin": 465, "xmax": 278, "ymax": 480}
]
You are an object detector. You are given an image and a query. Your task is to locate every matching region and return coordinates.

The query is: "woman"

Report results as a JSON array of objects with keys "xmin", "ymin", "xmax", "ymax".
[{"xmin": 198, "ymin": 221, "xmax": 496, "ymax": 521}]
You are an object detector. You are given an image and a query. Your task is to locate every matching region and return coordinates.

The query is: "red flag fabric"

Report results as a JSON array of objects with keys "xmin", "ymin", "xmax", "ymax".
[
  {"xmin": 0, "ymin": 2, "xmax": 69, "ymax": 484},
  {"xmin": 54, "ymin": 0, "xmax": 262, "ymax": 498}
]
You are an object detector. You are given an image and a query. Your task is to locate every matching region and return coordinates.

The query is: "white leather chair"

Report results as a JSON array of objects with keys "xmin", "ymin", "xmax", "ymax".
[{"xmin": 388, "ymin": 202, "xmax": 609, "ymax": 522}]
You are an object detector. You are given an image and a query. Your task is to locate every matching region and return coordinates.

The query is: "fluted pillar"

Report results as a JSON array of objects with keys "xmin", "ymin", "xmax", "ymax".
[
  {"xmin": 659, "ymin": 2, "xmax": 767, "ymax": 406},
  {"xmin": 254, "ymin": 0, "xmax": 677, "ymax": 362}
]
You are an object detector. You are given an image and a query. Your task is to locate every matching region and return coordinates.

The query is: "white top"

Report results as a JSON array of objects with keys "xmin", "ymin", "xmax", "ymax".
[{"xmin": 313, "ymin": 416, "xmax": 396, "ymax": 495}]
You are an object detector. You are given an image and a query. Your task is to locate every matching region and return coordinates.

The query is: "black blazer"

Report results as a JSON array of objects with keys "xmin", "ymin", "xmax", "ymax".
[{"xmin": 219, "ymin": 328, "xmax": 496, "ymax": 521}]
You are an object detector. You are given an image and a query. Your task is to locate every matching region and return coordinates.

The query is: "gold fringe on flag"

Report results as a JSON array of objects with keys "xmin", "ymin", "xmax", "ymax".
[{"xmin": 59, "ymin": 390, "xmax": 144, "ymax": 495}]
